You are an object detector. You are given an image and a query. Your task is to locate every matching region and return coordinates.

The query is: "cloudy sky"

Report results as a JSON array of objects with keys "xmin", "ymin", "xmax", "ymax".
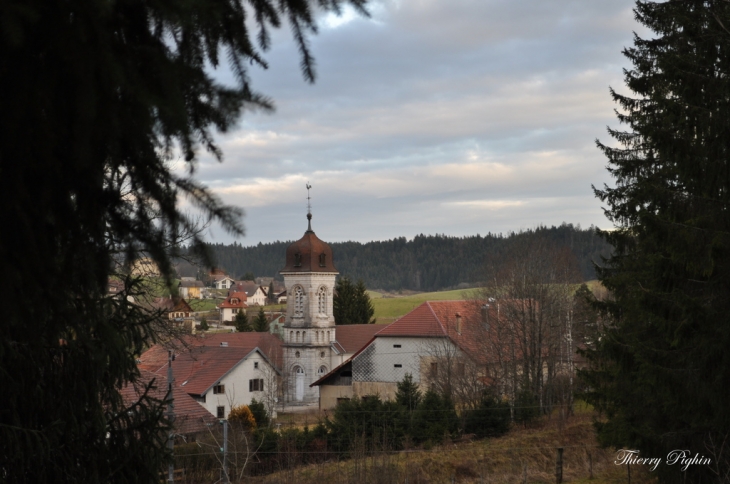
[{"xmin": 185, "ymin": 0, "xmax": 642, "ymax": 245}]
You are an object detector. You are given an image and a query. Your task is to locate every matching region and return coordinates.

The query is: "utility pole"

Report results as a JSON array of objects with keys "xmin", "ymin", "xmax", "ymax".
[
  {"xmin": 222, "ymin": 419, "xmax": 229, "ymax": 484},
  {"xmin": 167, "ymin": 350, "xmax": 175, "ymax": 484}
]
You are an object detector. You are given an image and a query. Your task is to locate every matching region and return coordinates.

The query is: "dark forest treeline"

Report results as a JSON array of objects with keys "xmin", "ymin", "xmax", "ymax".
[{"xmin": 179, "ymin": 224, "xmax": 611, "ymax": 292}]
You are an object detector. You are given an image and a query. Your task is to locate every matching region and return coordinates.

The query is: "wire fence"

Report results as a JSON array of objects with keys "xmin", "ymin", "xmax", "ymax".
[{"xmin": 167, "ymin": 429, "xmax": 652, "ymax": 484}]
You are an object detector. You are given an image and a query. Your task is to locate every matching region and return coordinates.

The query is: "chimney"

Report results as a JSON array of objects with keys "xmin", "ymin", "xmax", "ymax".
[
  {"xmin": 455, "ymin": 312, "xmax": 462, "ymax": 334},
  {"xmin": 220, "ymin": 342, "xmax": 228, "ymax": 347}
]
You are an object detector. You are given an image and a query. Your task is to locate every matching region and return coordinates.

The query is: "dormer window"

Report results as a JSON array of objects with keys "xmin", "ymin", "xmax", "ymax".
[
  {"xmin": 319, "ymin": 253, "xmax": 326, "ymax": 267},
  {"xmin": 294, "ymin": 253, "xmax": 302, "ymax": 267}
]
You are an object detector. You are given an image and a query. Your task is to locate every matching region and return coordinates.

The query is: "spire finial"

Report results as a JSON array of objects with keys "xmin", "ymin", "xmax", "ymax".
[{"xmin": 306, "ymin": 182, "xmax": 313, "ymax": 232}]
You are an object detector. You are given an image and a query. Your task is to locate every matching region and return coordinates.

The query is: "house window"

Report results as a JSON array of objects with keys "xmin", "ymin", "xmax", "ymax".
[
  {"xmin": 217, "ymin": 406, "xmax": 225, "ymax": 419},
  {"xmin": 319, "ymin": 253, "xmax": 326, "ymax": 267},
  {"xmin": 318, "ymin": 366, "xmax": 327, "ymax": 376},
  {"xmin": 393, "ymin": 344, "xmax": 402, "ymax": 348},
  {"xmin": 294, "ymin": 253, "xmax": 302, "ymax": 267},
  {"xmin": 249, "ymin": 379, "xmax": 264, "ymax": 392},
  {"xmin": 394, "ymin": 364, "xmax": 402, "ymax": 368},
  {"xmin": 430, "ymin": 362, "xmax": 438, "ymax": 377},
  {"xmin": 254, "ymin": 361, "xmax": 259, "ymax": 370},
  {"xmin": 213, "ymin": 384, "xmax": 225, "ymax": 394}
]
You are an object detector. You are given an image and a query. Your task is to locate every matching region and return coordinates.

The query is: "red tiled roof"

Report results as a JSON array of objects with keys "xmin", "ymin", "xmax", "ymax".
[
  {"xmin": 121, "ymin": 370, "xmax": 216, "ymax": 435},
  {"xmin": 334, "ymin": 324, "xmax": 389, "ymax": 353},
  {"xmin": 219, "ymin": 292, "xmax": 248, "ymax": 309},
  {"xmin": 158, "ymin": 346, "xmax": 257, "ymax": 396},
  {"xmin": 375, "ymin": 302, "xmax": 448, "ymax": 337},
  {"xmin": 200, "ymin": 332, "xmax": 283, "ymax": 368}
]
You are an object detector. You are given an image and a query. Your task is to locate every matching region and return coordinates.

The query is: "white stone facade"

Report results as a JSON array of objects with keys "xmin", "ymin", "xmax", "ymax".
[{"xmin": 281, "ymin": 271, "xmax": 338, "ymax": 404}]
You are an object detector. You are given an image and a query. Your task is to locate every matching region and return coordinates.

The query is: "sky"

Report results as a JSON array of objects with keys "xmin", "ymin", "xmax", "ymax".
[{"xmin": 181, "ymin": 0, "xmax": 643, "ymax": 245}]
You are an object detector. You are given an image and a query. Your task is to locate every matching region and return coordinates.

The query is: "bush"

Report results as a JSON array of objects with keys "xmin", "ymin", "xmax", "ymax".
[
  {"xmin": 412, "ymin": 390, "xmax": 458, "ymax": 444},
  {"xmin": 248, "ymin": 398, "xmax": 269, "ymax": 428},
  {"xmin": 513, "ymin": 389, "xmax": 540, "ymax": 426},
  {"xmin": 228, "ymin": 404, "xmax": 256, "ymax": 431},
  {"xmin": 463, "ymin": 394, "xmax": 511, "ymax": 438},
  {"xmin": 199, "ymin": 317, "xmax": 209, "ymax": 331},
  {"xmin": 327, "ymin": 396, "xmax": 403, "ymax": 453}
]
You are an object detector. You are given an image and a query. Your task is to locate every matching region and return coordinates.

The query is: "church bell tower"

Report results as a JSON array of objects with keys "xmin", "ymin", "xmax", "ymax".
[{"xmin": 279, "ymin": 186, "xmax": 338, "ymax": 404}]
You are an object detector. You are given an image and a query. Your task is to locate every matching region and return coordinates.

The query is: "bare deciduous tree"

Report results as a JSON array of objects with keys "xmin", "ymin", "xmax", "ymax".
[{"xmin": 478, "ymin": 235, "xmax": 582, "ymax": 414}]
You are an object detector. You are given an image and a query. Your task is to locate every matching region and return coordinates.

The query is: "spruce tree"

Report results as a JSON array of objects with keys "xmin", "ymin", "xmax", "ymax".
[
  {"xmin": 582, "ymin": 2, "xmax": 730, "ymax": 482},
  {"xmin": 334, "ymin": 276, "xmax": 376, "ymax": 324},
  {"xmin": 395, "ymin": 373, "xmax": 422, "ymax": 412},
  {"xmin": 253, "ymin": 307, "xmax": 269, "ymax": 332},
  {"xmin": 0, "ymin": 2, "xmax": 367, "ymax": 480},
  {"xmin": 235, "ymin": 311, "xmax": 252, "ymax": 332}
]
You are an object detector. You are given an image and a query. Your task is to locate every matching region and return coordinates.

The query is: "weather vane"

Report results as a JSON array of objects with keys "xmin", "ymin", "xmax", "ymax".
[
  {"xmin": 306, "ymin": 182, "xmax": 313, "ymax": 231},
  {"xmin": 306, "ymin": 182, "xmax": 312, "ymax": 215}
]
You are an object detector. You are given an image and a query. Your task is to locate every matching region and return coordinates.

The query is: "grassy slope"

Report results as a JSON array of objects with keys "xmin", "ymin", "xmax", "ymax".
[
  {"xmin": 371, "ymin": 289, "xmax": 480, "ymax": 324},
  {"xmin": 370, "ymin": 282, "xmax": 605, "ymax": 325},
  {"xmin": 254, "ymin": 406, "xmax": 656, "ymax": 484}
]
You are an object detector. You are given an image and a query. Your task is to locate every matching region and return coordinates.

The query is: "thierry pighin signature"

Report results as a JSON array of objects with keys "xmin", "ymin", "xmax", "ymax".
[{"xmin": 615, "ymin": 449, "xmax": 712, "ymax": 472}]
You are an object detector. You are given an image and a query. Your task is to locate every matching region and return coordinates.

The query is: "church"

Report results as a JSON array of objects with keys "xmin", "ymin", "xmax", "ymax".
[{"xmin": 279, "ymin": 210, "xmax": 339, "ymax": 404}]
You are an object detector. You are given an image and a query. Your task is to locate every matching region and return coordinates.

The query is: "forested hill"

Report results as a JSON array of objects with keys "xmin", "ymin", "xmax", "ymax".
[{"xmin": 186, "ymin": 224, "xmax": 612, "ymax": 292}]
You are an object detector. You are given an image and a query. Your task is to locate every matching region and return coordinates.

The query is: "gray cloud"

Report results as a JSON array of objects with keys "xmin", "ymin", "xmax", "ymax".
[{"xmin": 188, "ymin": 0, "xmax": 638, "ymax": 244}]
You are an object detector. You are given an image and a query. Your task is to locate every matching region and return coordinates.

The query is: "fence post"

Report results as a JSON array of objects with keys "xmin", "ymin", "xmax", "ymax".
[
  {"xmin": 588, "ymin": 452, "xmax": 593, "ymax": 480},
  {"xmin": 555, "ymin": 447, "xmax": 564, "ymax": 484}
]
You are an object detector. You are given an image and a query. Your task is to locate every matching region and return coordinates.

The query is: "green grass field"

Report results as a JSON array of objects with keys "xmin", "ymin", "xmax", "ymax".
[{"xmin": 371, "ymin": 288, "xmax": 480, "ymax": 324}]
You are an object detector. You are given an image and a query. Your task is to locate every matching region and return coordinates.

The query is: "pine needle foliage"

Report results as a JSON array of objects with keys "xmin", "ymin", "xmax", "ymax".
[
  {"xmin": 253, "ymin": 307, "xmax": 269, "ymax": 332},
  {"xmin": 581, "ymin": 1, "xmax": 730, "ymax": 482},
  {"xmin": 0, "ymin": 0, "xmax": 367, "ymax": 482},
  {"xmin": 334, "ymin": 276, "xmax": 376, "ymax": 324},
  {"xmin": 236, "ymin": 310, "xmax": 252, "ymax": 332}
]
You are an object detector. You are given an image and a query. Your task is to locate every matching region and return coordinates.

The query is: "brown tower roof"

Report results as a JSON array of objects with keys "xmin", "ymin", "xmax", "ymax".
[{"xmin": 280, "ymin": 214, "xmax": 338, "ymax": 273}]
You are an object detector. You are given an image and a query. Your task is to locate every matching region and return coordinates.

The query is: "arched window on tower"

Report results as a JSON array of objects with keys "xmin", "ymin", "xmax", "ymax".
[
  {"xmin": 293, "ymin": 286, "xmax": 305, "ymax": 318},
  {"xmin": 317, "ymin": 286, "xmax": 327, "ymax": 316}
]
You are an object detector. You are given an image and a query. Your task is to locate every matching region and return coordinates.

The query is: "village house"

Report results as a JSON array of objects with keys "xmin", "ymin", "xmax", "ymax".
[
  {"xmin": 212, "ymin": 275, "xmax": 236, "ymax": 290},
  {"xmin": 312, "ymin": 300, "xmax": 502, "ymax": 410},
  {"xmin": 230, "ymin": 280, "xmax": 268, "ymax": 306},
  {"xmin": 178, "ymin": 278, "xmax": 204, "ymax": 299},
  {"xmin": 138, "ymin": 332, "xmax": 283, "ymax": 420},
  {"xmin": 218, "ymin": 292, "xmax": 247, "ymax": 322},
  {"xmin": 150, "ymin": 296, "xmax": 195, "ymax": 331}
]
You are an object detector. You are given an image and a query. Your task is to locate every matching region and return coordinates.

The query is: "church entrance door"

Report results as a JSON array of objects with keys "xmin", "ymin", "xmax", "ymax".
[{"xmin": 295, "ymin": 367, "xmax": 305, "ymax": 401}]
